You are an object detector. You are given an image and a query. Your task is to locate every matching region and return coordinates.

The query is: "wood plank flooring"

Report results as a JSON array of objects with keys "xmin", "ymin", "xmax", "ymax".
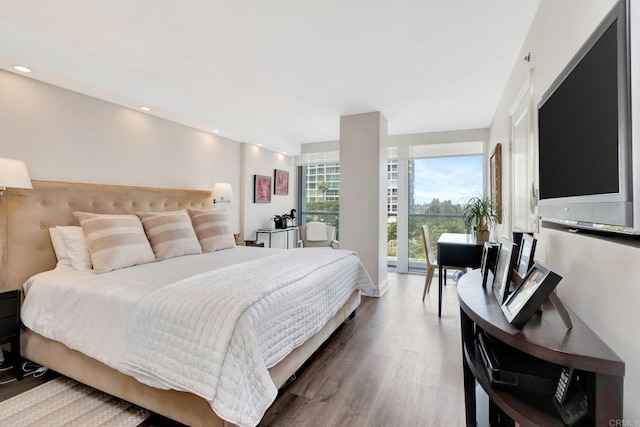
[
  {"xmin": 0, "ymin": 272, "xmax": 465, "ymax": 426},
  {"xmin": 259, "ymin": 273, "xmax": 465, "ymax": 426}
]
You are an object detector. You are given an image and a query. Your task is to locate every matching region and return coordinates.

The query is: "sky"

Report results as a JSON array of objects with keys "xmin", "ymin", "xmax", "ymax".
[{"xmin": 412, "ymin": 156, "xmax": 483, "ymax": 205}]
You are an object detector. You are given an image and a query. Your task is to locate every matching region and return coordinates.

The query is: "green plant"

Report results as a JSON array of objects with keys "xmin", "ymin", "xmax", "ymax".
[
  {"xmin": 272, "ymin": 212, "xmax": 293, "ymax": 229},
  {"xmin": 462, "ymin": 195, "xmax": 499, "ymax": 232},
  {"xmin": 273, "ymin": 213, "xmax": 293, "ymax": 222}
]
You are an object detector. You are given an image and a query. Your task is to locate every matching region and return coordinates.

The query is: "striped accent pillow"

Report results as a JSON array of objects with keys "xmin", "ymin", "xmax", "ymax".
[
  {"xmin": 74, "ymin": 212, "xmax": 156, "ymax": 273},
  {"xmin": 188, "ymin": 209, "xmax": 236, "ymax": 252},
  {"xmin": 136, "ymin": 210, "xmax": 202, "ymax": 260}
]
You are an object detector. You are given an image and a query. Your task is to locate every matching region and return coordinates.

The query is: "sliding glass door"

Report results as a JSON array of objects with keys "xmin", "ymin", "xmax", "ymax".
[{"xmin": 389, "ymin": 156, "xmax": 484, "ymax": 272}]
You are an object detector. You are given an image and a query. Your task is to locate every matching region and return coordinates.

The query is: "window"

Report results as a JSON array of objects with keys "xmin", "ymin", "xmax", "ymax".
[
  {"xmin": 407, "ymin": 156, "xmax": 483, "ymax": 270},
  {"xmin": 299, "ymin": 163, "xmax": 340, "ymax": 229},
  {"xmin": 299, "ymin": 161, "xmax": 403, "ymax": 236}
]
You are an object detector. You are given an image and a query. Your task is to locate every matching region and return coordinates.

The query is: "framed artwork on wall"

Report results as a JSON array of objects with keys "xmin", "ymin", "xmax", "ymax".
[
  {"xmin": 274, "ymin": 169, "xmax": 289, "ymax": 195},
  {"xmin": 254, "ymin": 175, "xmax": 272, "ymax": 203},
  {"xmin": 490, "ymin": 143, "xmax": 503, "ymax": 224}
]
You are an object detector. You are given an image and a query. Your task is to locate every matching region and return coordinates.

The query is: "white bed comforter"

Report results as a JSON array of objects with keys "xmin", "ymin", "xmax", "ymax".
[{"xmin": 22, "ymin": 248, "xmax": 374, "ymax": 427}]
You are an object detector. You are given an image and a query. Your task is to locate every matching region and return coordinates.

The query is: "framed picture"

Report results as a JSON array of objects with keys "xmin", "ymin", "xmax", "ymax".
[
  {"xmin": 492, "ymin": 240, "xmax": 515, "ymax": 305},
  {"xmin": 254, "ymin": 175, "xmax": 271, "ymax": 203},
  {"xmin": 516, "ymin": 233, "xmax": 537, "ymax": 277},
  {"xmin": 480, "ymin": 242, "xmax": 499, "ymax": 288},
  {"xmin": 274, "ymin": 169, "xmax": 289, "ymax": 195},
  {"xmin": 501, "ymin": 263, "xmax": 563, "ymax": 329},
  {"xmin": 490, "ymin": 143, "xmax": 502, "ymax": 224}
]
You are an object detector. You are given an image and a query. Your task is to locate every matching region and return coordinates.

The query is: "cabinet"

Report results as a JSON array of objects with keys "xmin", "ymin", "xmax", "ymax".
[
  {"xmin": 458, "ymin": 270, "xmax": 623, "ymax": 426},
  {"xmin": 0, "ymin": 289, "xmax": 22, "ymax": 380}
]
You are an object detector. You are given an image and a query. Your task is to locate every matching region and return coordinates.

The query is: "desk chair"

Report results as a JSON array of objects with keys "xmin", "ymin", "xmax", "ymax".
[{"xmin": 421, "ymin": 224, "xmax": 466, "ymax": 301}]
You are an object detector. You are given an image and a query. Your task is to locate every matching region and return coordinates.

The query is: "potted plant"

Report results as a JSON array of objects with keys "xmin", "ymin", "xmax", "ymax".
[
  {"xmin": 272, "ymin": 213, "xmax": 292, "ymax": 229},
  {"xmin": 462, "ymin": 195, "xmax": 499, "ymax": 243}
]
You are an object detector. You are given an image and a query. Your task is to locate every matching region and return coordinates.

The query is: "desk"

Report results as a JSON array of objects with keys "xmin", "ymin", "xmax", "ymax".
[
  {"xmin": 256, "ymin": 227, "xmax": 299, "ymax": 248},
  {"xmin": 437, "ymin": 233, "xmax": 483, "ymax": 317}
]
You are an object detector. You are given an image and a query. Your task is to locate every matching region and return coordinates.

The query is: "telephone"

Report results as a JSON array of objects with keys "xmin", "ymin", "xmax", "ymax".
[{"xmin": 553, "ymin": 367, "xmax": 588, "ymax": 426}]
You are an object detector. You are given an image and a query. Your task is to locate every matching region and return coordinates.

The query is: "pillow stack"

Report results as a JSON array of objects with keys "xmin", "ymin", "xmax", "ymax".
[{"xmin": 49, "ymin": 209, "xmax": 238, "ymax": 274}]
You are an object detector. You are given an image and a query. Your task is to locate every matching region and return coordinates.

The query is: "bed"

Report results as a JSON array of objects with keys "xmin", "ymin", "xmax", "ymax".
[{"xmin": 1, "ymin": 180, "xmax": 373, "ymax": 427}]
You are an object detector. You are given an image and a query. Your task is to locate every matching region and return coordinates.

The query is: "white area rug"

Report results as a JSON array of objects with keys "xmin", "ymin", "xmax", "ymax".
[{"xmin": 0, "ymin": 377, "xmax": 149, "ymax": 426}]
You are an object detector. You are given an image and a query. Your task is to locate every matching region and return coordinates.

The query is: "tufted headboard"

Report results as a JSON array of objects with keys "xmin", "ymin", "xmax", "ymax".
[{"xmin": 0, "ymin": 180, "xmax": 213, "ymax": 291}]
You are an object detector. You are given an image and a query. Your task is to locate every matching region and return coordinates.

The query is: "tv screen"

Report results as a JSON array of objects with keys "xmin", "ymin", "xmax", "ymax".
[
  {"xmin": 538, "ymin": 21, "xmax": 619, "ymax": 200},
  {"xmin": 537, "ymin": 0, "xmax": 633, "ymax": 232}
]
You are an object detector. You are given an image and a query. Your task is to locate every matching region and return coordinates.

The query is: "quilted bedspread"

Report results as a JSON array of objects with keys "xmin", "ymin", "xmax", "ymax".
[{"xmin": 119, "ymin": 248, "xmax": 374, "ymax": 427}]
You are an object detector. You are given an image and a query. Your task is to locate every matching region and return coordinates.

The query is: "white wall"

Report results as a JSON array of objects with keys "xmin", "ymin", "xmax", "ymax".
[
  {"xmin": 489, "ymin": 0, "xmax": 639, "ymax": 418},
  {"xmin": 241, "ymin": 144, "xmax": 296, "ymax": 247},
  {"xmin": 0, "ymin": 69, "xmax": 266, "ymax": 235}
]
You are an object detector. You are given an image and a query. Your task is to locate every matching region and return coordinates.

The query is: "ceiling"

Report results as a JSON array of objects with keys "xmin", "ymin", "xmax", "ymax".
[{"xmin": 0, "ymin": 0, "xmax": 540, "ymax": 155}]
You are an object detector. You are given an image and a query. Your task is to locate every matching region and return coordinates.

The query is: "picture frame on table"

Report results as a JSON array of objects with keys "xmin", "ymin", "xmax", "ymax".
[
  {"xmin": 516, "ymin": 233, "xmax": 537, "ymax": 277},
  {"xmin": 274, "ymin": 169, "xmax": 289, "ymax": 195},
  {"xmin": 480, "ymin": 242, "xmax": 499, "ymax": 288},
  {"xmin": 492, "ymin": 240, "xmax": 515, "ymax": 304},
  {"xmin": 254, "ymin": 175, "xmax": 272, "ymax": 203},
  {"xmin": 501, "ymin": 263, "xmax": 563, "ymax": 329}
]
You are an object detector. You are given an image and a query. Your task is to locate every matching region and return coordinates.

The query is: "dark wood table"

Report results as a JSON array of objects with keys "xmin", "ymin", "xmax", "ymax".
[
  {"xmin": 458, "ymin": 269, "xmax": 624, "ymax": 426},
  {"xmin": 437, "ymin": 233, "xmax": 483, "ymax": 317}
]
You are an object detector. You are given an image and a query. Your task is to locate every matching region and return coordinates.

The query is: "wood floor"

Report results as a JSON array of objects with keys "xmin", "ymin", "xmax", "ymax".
[
  {"xmin": 0, "ymin": 272, "xmax": 465, "ymax": 427},
  {"xmin": 259, "ymin": 273, "xmax": 465, "ymax": 426}
]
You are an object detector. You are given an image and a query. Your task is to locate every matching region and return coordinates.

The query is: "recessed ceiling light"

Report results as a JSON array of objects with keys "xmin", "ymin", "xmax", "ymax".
[
  {"xmin": 257, "ymin": 144, "xmax": 263, "ymax": 147},
  {"xmin": 283, "ymin": 151, "xmax": 288, "ymax": 155},
  {"xmin": 13, "ymin": 65, "xmax": 32, "ymax": 73},
  {"xmin": 213, "ymin": 130, "xmax": 220, "ymax": 133},
  {"xmin": 139, "ymin": 106, "xmax": 151, "ymax": 112}
]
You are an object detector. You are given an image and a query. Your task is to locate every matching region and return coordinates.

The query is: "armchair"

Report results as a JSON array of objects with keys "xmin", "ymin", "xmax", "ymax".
[{"xmin": 297, "ymin": 222, "xmax": 339, "ymax": 249}]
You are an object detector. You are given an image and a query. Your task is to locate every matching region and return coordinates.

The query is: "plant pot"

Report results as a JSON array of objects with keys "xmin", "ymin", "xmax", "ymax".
[
  {"xmin": 274, "ymin": 218, "xmax": 284, "ymax": 229},
  {"xmin": 475, "ymin": 229, "xmax": 490, "ymax": 243}
]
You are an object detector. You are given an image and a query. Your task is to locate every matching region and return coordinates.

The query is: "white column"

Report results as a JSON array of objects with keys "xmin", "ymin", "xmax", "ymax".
[{"xmin": 339, "ymin": 112, "xmax": 389, "ymax": 296}]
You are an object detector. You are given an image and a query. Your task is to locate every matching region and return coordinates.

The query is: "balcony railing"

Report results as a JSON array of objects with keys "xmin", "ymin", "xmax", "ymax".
[
  {"xmin": 388, "ymin": 213, "xmax": 468, "ymax": 271},
  {"xmin": 301, "ymin": 211, "xmax": 467, "ymax": 272}
]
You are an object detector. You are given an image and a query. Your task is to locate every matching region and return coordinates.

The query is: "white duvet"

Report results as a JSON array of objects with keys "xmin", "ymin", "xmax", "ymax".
[{"xmin": 21, "ymin": 247, "xmax": 374, "ymax": 427}]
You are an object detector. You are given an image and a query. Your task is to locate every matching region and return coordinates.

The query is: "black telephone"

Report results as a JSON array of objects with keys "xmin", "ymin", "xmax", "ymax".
[{"xmin": 553, "ymin": 367, "xmax": 588, "ymax": 426}]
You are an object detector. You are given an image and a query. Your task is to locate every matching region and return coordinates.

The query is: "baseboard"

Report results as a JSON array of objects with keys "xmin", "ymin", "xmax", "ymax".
[{"xmin": 369, "ymin": 277, "xmax": 390, "ymax": 298}]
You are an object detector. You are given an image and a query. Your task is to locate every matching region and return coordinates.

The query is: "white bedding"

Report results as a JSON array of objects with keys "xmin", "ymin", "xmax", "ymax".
[{"xmin": 21, "ymin": 246, "xmax": 374, "ymax": 427}]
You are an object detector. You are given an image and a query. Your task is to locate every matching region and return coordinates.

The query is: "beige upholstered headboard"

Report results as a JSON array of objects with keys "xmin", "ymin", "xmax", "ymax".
[{"xmin": 1, "ymin": 180, "xmax": 212, "ymax": 291}]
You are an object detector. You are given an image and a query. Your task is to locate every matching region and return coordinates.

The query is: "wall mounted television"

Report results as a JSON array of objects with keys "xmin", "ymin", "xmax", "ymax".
[{"xmin": 537, "ymin": 0, "xmax": 637, "ymax": 234}]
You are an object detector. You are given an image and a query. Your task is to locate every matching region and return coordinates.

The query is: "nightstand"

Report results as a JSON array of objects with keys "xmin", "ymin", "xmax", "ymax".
[{"xmin": 0, "ymin": 289, "xmax": 22, "ymax": 380}]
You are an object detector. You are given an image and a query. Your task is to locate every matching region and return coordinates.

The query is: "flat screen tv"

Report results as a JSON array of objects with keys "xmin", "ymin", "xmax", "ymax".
[{"xmin": 537, "ymin": 0, "xmax": 634, "ymax": 234}]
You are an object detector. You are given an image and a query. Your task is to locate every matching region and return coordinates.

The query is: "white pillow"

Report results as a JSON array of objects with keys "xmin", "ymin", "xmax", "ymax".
[
  {"xmin": 56, "ymin": 226, "xmax": 92, "ymax": 270},
  {"xmin": 188, "ymin": 209, "xmax": 236, "ymax": 252},
  {"xmin": 305, "ymin": 222, "xmax": 328, "ymax": 241},
  {"xmin": 74, "ymin": 212, "xmax": 156, "ymax": 273},
  {"xmin": 136, "ymin": 210, "xmax": 202, "ymax": 260},
  {"xmin": 48, "ymin": 228, "xmax": 72, "ymax": 267}
]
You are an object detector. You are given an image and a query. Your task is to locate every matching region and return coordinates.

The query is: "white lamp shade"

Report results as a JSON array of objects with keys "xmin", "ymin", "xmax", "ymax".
[
  {"xmin": 212, "ymin": 182, "xmax": 233, "ymax": 200},
  {"xmin": 0, "ymin": 158, "xmax": 32, "ymax": 189}
]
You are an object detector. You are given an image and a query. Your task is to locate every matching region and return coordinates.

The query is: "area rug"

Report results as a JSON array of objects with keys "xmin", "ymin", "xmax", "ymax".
[{"xmin": 0, "ymin": 377, "xmax": 149, "ymax": 426}]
